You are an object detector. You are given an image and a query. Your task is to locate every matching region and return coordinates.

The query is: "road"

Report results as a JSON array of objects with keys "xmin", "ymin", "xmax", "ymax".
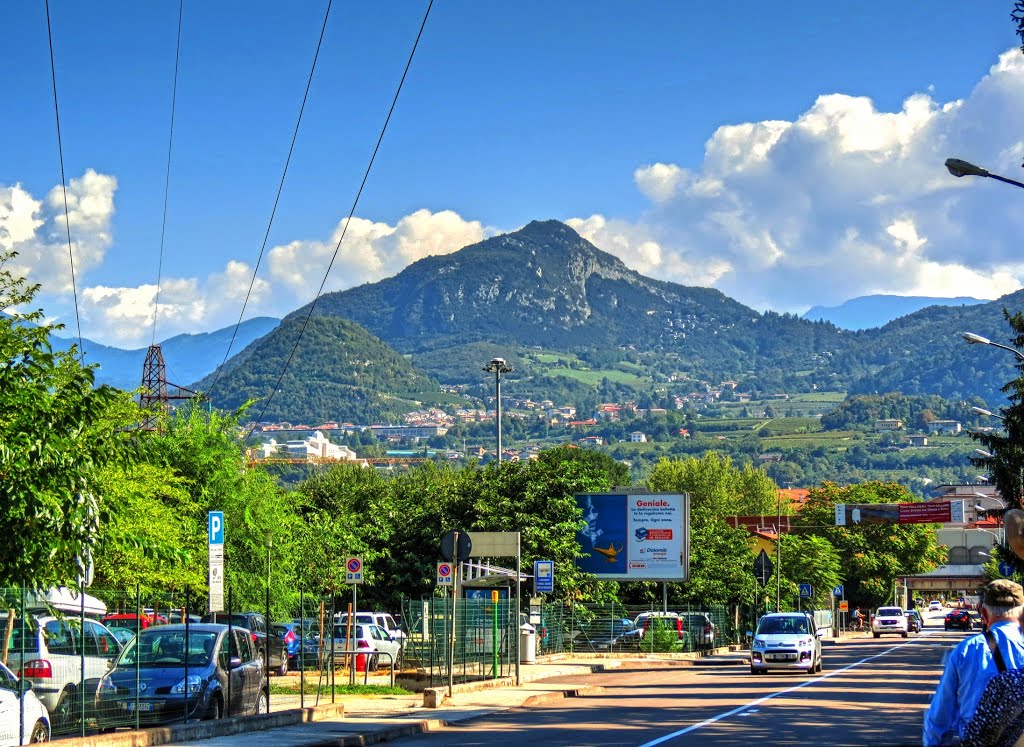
[{"xmin": 388, "ymin": 620, "xmax": 967, "ymax": 746}]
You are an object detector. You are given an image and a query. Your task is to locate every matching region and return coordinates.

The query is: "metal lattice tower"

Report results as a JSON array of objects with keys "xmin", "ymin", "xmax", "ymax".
[{"xmin": 139, "ymin": 344, "xmax": 200, "ymax": 430}]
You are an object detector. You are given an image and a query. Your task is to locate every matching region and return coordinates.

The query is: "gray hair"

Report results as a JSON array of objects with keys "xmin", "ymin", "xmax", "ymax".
[{"xmin": 989, "ymin": 603, "xmax": 1024, "ymax": 621}]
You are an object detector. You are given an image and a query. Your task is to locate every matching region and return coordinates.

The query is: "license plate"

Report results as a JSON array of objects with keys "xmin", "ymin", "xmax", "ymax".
[
  {"xmin": 127, "ymin": 701, "xmax": 155, "ymax": 712},
  {"xmin": 767, "ymin": 653, "xmax": 794, "ymax": 661}
]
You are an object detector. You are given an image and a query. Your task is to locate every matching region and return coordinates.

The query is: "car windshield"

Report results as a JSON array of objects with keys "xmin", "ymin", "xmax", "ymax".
[
  {"xmin": 757, "ymin": 617, "xmax": 809, "ymax": 635},
  {"xmin": 119, "ymin": 630, "xmax": 218, "ymax": 668},
  {"xmin": 878, "ymin": 608, "xmax": 903, "ymax": 616}
]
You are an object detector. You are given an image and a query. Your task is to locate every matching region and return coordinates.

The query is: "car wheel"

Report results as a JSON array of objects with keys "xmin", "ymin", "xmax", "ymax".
[
  {"xmin": 29, "ymin": 720, "xmax": 49, "ymax": 742},
  {"xmin": 750, "ymin": 666, "xmax": 763, "ymax": 675},
  {"xmin": 901, "ymin": 632, "xmax": 908, "ymax": 638},
  {"xmin": 368, "ymin": 654, "xmax": 379, "ymax": 672},
  {"xmin": 205, "ymin": 694, "xmax": 224, "ymax": 720},
  {"xmin": 277, "ymin": 658, "xmax": 289, "ymax": 677},
  {"xmin": 254, "ymin": 691, "xmax": 268, "ymax": 715},
  {"xmin": 393, "ymin": 649, "xmax": 403, "ymax": 671},
  {"xmin": 873, "ymin": 633, "xmax": 880, "ymax": 638},
  {"xmin": 52, "ymin": 688, "xmax": 80, "ymax": 733}
]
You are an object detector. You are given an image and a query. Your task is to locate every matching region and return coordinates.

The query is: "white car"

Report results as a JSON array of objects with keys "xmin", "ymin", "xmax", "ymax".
[
  {"xmin": 0, "ymin": 659, "xmax": 49, "ymax": 745},
  {"xmin": 331, "ymin": 623, "xmax": 403, "ymax": 671},
  {"xmin": 872, "ymin": 606, "xmax": 909, "ymax": 638},
  {"xmin": 929, "ymin": 600, "xmax": 943, "ymax": 612},
  {"xmin": 336, "ymin": 612, "xmax": 406, "ymax": 644},
  {"xmin": 749, "ymin": 613, "xmax": 823, "ymax": 675}
]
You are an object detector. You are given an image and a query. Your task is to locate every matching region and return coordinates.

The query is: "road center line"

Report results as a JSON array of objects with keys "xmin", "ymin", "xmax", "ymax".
[{"xmin": 637, "ymin": 635, "xmax": 934, "ymax": 747}]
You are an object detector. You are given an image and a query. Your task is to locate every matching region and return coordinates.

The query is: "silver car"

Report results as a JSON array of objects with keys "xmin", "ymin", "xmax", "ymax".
[
  {"xmin": 2, "ymin": 612, "xmax": 121, "ymax": 734},
  {"xmin": 750, "ymin": 612, "xmax": 823, "ymax": 675}
]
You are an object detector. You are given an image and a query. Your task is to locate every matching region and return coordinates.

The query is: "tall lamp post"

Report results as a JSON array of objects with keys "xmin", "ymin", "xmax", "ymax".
[
  {"xmin": 945, "ymin": 158, "xmax": 1024, "ymax": 190},
  {"xmin": 483, "ymin": 358, "xmax": 512, "ymax": 464},
  {"xmin": 963, "ymin": 332, "xmax": 1024, "ymax": 362}
]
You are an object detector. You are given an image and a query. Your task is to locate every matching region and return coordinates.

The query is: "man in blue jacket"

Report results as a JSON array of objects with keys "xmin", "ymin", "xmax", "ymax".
[{"xmin": 923, "ymin": 579, "xmax": 1024, "ymax": 745}]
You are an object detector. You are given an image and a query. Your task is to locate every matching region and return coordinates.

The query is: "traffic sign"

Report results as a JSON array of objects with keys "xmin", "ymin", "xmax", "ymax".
[
  {"xmin": 1001, "ymin": 561, "xmax": 1015, "ymax": 578},
  {"xmin": 799, "ymin": 583, "xmax": 813, "ymax": 598},
  {"xmin": 440, "ymin": 530, "xmax": 472, "ymax": 562},
  {"xmin": 345, "ymin": 556, "xmax": 363, "ymax": 585},
  {"xmin": 436, "ymin": 562, "xmax": 454, "ymax": 586},
  {"xmin": 838, "ymin": 600, "xmax": 849, "ymax": 612},
  {"xmin": 833, "ymin": 585, "xmax": 844, "ymax": 597},
  {"xmin": 208, "ymin": 511, "xmax": 224, "ymax": 545},
  {"xmin": 753, "ymin": 549, "xmax": 773, "ymax": 588},
  {"xmin": 534, "ymin": 560, "xmax": 554, "ymax": 593}
]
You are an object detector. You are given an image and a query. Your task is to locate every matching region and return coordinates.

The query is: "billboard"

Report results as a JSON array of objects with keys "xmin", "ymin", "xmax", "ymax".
[
  {"xmin": 575, "ymin": 492, "xmax": 690, "ymax": 581},
  {"xmin": 835, "ymin": 500, "xmax": 964, "ymax": 526}
]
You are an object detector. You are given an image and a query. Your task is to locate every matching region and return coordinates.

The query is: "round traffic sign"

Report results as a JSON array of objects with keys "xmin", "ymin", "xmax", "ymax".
[
  {"xmin": 438, "ymin": 563, "xmax": 452, "ymax": 577},
  {"xmin": 347, "ymin": 557, "xmax": 362, "ymax": 573}
]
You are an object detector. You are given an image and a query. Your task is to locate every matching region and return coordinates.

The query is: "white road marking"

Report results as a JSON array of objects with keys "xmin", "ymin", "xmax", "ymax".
[{"xmin": 638, "ymin": 634, "xmax": 935, "ymax": 747}]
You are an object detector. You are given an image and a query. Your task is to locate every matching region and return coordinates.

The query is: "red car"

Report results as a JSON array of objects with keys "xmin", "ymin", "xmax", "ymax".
[{"xmin": 945, "ymin": 610, "xmax": 973, "ymax": 631}]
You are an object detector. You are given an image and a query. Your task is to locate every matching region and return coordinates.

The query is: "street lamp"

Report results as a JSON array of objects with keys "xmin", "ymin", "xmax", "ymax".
[
  {"xmin": 962, "ymin": 332, "xmax": 1024, "ymax": 362},
  {"xmin": 945, "ymin": 158, "xmax": 1024, "ymax": 190},
  {"xmin": 971, "ymin": 406, "xmax": 1005, "ymax": 422},
  {"xmin": 482, "ymin": 357, "xmax": 512, "ymax": 464}
]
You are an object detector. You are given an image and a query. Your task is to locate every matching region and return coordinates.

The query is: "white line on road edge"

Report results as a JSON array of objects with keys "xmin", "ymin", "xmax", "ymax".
[{"xmin": 638, "ymin": 634, "xmax": 934, "ymax": 747}]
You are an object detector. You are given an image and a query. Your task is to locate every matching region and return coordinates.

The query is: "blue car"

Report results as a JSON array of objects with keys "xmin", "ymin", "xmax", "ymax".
[
  {"xmin": 274, "ymin": 623, "xmax": 320, "ymax": 670},
  {"xmin": 94, "ymin": 623, "xmax": 266, "ymax": 730}
]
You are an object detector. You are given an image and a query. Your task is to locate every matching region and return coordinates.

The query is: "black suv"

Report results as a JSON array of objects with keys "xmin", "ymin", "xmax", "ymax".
[{"xmin": 199, "ymin": 612, "xmax": 288, "ymax": 676}]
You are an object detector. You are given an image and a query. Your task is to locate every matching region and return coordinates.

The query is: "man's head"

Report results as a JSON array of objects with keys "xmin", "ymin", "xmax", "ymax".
[{"xmin": 981, "ymin": 579, "xmax": 1024, "ymax": 622}]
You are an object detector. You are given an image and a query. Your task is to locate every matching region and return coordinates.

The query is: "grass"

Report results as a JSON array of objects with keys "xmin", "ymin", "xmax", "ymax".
[
  {"xmin": 548, "ymin": 368, "xmax": 647, "ymax": 386},
  {"xmin": 268, "ymin": 681, "xmax": 411, "ymax": 696}
]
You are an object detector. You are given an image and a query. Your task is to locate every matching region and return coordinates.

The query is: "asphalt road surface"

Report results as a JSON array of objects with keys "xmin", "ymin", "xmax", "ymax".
[{"xmin": 390, "ymin": 625, "xmax": 969, "ymax": 746}]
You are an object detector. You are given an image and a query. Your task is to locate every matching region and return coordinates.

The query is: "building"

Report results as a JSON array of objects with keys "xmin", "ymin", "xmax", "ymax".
[
  {"xmin": 874, "ymin": 419, "xmax": 904, "ymax": 432},
  {"xmin": 629, "ymin": 431, "xmax": 647, "ymax": 443},
  {"xmin": 925, "ymin": 420, "xmax": 962, "ymax": 435}
]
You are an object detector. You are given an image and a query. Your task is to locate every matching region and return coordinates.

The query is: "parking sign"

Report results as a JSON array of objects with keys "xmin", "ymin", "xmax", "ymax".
[
  {"xmin": 437, "ymin": 562, "xmax": 454, "ymax": 586},
  {"xmin": 345, "ymin": 556, "xmax": 363, "ymax": 585}
]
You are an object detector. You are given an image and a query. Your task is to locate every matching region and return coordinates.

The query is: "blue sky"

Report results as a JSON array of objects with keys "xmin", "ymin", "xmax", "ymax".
[{"xmin": 3, "ymin": 1, "xmax": 1022, "ymax": 347}]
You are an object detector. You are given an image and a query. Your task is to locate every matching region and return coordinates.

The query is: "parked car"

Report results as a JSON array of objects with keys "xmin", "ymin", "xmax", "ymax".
[
  {"xmin": 199, "ymin": 612, "xmax": 288, "ymax": 677},
  {"xmin": 680, "ymin": 613, "xmax": 718, "ymax": 647},
  {"xmin": 632, "ymin": 613, "xmax": 688, "ymax": 648},
  {"xmin": 94, "ymin": 623, "xmax": 267, "ymax": 730},
  {"xmin": 749, "ymin": 612, "xmax": 823, "ymax": 675},
  {"xmin": 928, "ymin": 600, "xmax": 943, "ymax": 612},
  {"xmin": 872, "ymin": 607, "xmax": 909, "ymax": 638},
  {"xmin": 105, "ymin": 626, "xmax": 138, "ymax": 647},
  {"xmin": 905, "ymin": 609, "xmax": 923, "ymax": 633},
  {"xmin": 273, "ymin": 623, "xmax": 320, "ymax": 670},
  {"xmin": 101, "ymin": 613, "xmax": 161, "ymax": 631},
  {"xmin": 2, "ymin": 611, "xmax": 122, "ymax": 734},
  {"xmin": 571, "ymin": 618, "xmax": 637, "ymax": 650},
  {"xmin": 945, "ymin": 609, "xmax": 973, "ymax": 631},
  {"xmin": 336, "ymin": 612, "xmax": 406, "ymax": 644},
  {"xmin": 330, "ymin": 623, "xmax": 402, "ymax": 671},
  {"xmin": 0, "ymin": 659, "xmax": 50, "ymax": 745}
]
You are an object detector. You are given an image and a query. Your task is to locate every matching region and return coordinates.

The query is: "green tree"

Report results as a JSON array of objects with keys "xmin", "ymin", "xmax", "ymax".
[
  {"xmin": 0, "ymin": 253, "xmax": 139, "ymax": 588},
  {"xmin": 793, "ymin": 481, "xmax": 943, "ymax": 609}
]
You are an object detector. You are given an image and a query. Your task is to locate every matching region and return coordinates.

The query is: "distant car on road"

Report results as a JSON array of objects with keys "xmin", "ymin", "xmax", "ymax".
[
  {"xmin": 928, "ymin": 600, "xmax": 943, "ymax": 612},
  {"xmin": 199, "ymin": 612, "xmax": 288, "ymax": 677},
  {"xmin": 872, "ymin": 607, "xmax": 909, "ymax": 638},
  {"xmin": 905, "ymin": 609, "xmax": 922, "ymax": 633},
  {"xmin": 945, "ymin": 610, "xmax": 973, "ymax": 631}
]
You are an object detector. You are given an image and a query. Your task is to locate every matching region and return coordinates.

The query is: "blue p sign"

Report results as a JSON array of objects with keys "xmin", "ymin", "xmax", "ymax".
[{"xmin": 208, "ymin": 511, "xmax": 225, "ymax": 545}]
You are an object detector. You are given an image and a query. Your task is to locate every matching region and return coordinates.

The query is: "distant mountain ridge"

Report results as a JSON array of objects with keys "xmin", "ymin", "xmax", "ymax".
[
  {"xmin": 51, "ymin": 317, "xmax": 280, "ymax": 391},
  {"xmin": 802, "ymin": 295, "xmax": 986, "ymax": 330}
]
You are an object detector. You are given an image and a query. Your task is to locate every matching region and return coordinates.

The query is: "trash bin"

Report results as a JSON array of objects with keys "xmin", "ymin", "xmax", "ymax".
[{"xmin": 520, "ymin": 623, "xmax": 537, "ymax": 664}]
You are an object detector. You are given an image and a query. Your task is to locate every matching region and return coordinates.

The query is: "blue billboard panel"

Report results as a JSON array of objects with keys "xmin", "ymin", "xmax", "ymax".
[{"xmin": 575, "ymin": 493, "xmax": 689, "ymax": 581}]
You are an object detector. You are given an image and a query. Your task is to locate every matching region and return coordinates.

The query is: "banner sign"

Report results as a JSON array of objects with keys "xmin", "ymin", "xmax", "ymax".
[
  {"xmin": 575, "ymin": 492, "xmax": 690, "ymax": 581},
  {"xmin": 835, "ymin": 500, "xmax": 963, "ymax": 526}
]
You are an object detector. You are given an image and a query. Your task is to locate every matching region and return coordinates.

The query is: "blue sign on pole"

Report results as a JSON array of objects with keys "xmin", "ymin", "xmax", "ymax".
[
  {"xmin": 1000, "ymin": 561, "xmax": 1015, "ymax": 578},
  {"xmin": 208, "ymin": 511, "xmax": 225, "ymax": 545},
  {"xmin": 534, "ymin": 560, "xmax": 554, "ymax": 593},
  {"xmin": 833, "ymin": 585, "xmax": 844, "ymax": 597},
  {"xmin": 799, "ymin": 583, "xmax": 813, "ymax": 598}
]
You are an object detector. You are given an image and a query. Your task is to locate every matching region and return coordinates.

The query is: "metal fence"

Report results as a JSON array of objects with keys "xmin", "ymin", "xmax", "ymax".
[{"xmin": 399, "ymin": 596, "xmax": 520, "ymax": 688}]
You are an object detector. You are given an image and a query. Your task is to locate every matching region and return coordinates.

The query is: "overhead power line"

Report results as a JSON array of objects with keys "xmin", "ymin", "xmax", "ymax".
[
  {"xmin": 205, "ymin": 0, "xmax": 334, "ymax": 400},
  {"xmin": 151, "ymin": 0, "xmax": 184, "ymax": 346},
  {"xmin": 44, "ymin": 0, "xmax": 83, "ymax": 360},
  {"xmin": 243, "ymin": 0, "xmax": 435, "ymax": 439}
]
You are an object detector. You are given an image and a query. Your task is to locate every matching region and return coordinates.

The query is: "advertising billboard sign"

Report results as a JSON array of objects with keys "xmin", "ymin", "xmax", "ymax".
[
  {"xmin": 834, "ymin": 500, "xmax": 964, "ymax": 526},
  {"xmin": 575, "ymin": 492, "xmax": 689, "ymax": 581}
]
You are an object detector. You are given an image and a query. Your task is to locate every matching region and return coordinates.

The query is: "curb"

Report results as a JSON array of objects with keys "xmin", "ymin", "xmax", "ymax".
[
  {"xmin": 521, "ymin": 685, "xmax": 606, "ymax": 707},
  {"xmin": 55, "ymin": 703, "xmax": 346, "ymax": 747}
]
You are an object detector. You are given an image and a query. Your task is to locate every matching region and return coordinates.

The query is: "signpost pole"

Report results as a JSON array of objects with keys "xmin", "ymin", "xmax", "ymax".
[
  {"xmin": 448, "ymin": 534, "xmax": 459, "ymax": 698},
  {"xmin": 515, "ymin": 532, "xmax": 521, "ymax": 686}
]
